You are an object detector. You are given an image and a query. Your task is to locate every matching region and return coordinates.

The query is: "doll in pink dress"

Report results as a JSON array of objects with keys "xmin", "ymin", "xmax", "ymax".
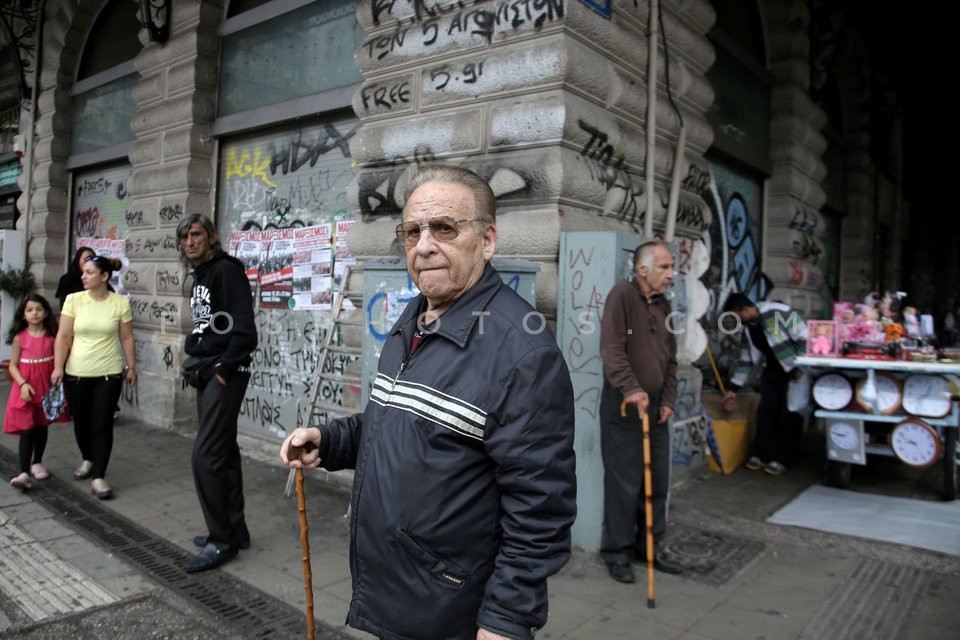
[{"xmin": 4, "ymin": 293, "xmax": 66, "ymax": 489}]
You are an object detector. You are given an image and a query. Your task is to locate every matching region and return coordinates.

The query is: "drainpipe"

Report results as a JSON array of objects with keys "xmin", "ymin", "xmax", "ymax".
[
  {"xmin": 663, "ymin": 125, "xmax": 686, "ymax": 242},
  {"xmin": 643, "ymin": 0, "xmax": 659, "ymax": 239},
  {"xmin": 21, "ymin": 0, "xmax": 45, "ymax": 265}
]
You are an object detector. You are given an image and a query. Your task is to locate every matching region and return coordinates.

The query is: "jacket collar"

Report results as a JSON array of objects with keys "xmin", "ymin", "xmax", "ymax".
[{"xmin": 391, "ymin": 262, "xmax": 502, "ymax": 349}]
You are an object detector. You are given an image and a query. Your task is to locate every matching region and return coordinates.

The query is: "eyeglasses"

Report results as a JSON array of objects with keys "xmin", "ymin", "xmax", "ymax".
[
  {"xmin": 395, "ymin": 216, "xmax": 481, "ymax": 246},
  {"xmin": 84, "ymin": 255, "xmax": 105, "ymax": 262}
]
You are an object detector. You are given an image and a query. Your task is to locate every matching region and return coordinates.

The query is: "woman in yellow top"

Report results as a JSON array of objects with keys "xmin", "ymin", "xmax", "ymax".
[{"xmin": 52, "ymin": 255, "xmax": 136, "ymax": 499}]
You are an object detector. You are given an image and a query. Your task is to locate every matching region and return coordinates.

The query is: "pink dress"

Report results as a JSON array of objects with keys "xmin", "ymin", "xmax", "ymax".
[{"xmin": 3, "ymin": 331, "xmax": 66, "ymax": 434}]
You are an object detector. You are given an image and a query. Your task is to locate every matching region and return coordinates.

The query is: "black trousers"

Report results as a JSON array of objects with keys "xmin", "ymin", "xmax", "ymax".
[
  {"xmin": 64, "ymin": 375, "xmax": 123, "ymax": 479},
  {"xmin": 751, "ymin": 369, "xmax": 804, "ymax": 465},
  {"xmin": 19, "ymin": 425, "xmax": 49, "ymax": 473},
  {"xmin": 599, "ymin": 382, "xmax": 671, "ymax": 564},
  {"xmin": 193, "ymin": 371, "xmax": 251, "ymax": 548}
]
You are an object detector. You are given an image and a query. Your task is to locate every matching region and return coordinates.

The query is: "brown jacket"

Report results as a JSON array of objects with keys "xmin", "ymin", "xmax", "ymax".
[{"xmin": 599, "ymin": 278, "xmax": 678, "ymax": 408}]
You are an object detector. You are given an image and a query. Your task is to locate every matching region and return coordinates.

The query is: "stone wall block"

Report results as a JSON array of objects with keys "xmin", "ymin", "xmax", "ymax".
[
  {"xmin": 129, "ymin": 135, "xmax": 163, "ymax": 167},
  {"xmin": 489, "ymin": 93, "xmax": 566, "ymax": 148},
  {"xmin": 155, "ymin": 263, "xmax": 188, "ymax": 295},
  {"xmin": 163, "ymin": 126, "xmax": 214, "ymax": 161},
  {"xmin": 123, "ymin": 263, "xmax": 155, "ymax": 294},
  {"xmin": 124, "ymin": 230, "xmax": 180, "ymax": 261},
  {"xmin": 122, "ymin": 199, "xmax": 156, "ymax": 230},
  {"xmin": 563, "ymin": 38, "xmax": 612, "ymax": 101},
  {"xmin": 349, "ymin": 109, "xmax": 483, "ymax": 164},
  {"xmin": 565, "ymin": 95, "xmax": 645, "ymax": 170},
  {"xmin": 135, "ymin": 28, "xmax": 202, "ymax": 73},
  {"xmin": 131, "ymin": 94, "xmax": 202, "ymax": 136},
  {"xmin": 419, "ymin": 41, "xmax": 568, "ymax": 110},
  {"xmin": 353, "ymin": 73, "xmax": 417, "ymax": 119},
  {"xmin": 131, "ymin": 162, "xmax": 191, "ymax": 195},
  {"xmin": 767, "ymin": 171, "xmax": 827, "ymax": 207},
  {"xmin": 133, "ymin": 72, "xmax": 164, "ymax": 105},
  {"xmin": 168, "ymin": 58, "xmax": 218, "ymax": 94},
  {"xmin": 156, "ymin": 200, "xmax": 187, "ymax": 228},
  {"xmin": 357, "ymin": 0, "xmax": 566, "ymax": 75},
  {"xmin": 128, "ymin": 294, "xmax": 184, "ymax": 332}
]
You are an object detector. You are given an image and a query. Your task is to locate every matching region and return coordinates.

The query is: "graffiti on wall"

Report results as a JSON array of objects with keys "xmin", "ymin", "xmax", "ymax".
[
  {"xmin": 73, "ymin": 164, "xmax": 135, "ymax": 241},
  {"xmin": 220, "ymin": 120, "xmax": 360, "ymax": 231},
  {"xmin": 695, "ymin": 162, "xmax": 772, "ymax": 386},
  {"xmin": 363, "ymin": 0, "xmax": 565, "ymax": 62},
  {"xmin": 240, "ymin": 309, "xmax": 360, "ymax": 438}
]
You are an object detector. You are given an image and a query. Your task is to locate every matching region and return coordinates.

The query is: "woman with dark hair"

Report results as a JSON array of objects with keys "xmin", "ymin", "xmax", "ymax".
[
  {"xmin": 54, "ymin": 246, "xmax": 96, "ymax": 309},
  {"xmin": 52, "ymin": 255, "xmax": 136, "ymax": 499}
]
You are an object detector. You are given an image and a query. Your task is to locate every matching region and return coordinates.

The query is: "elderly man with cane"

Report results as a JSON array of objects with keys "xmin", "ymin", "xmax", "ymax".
[
  {"xmin": 599, "ymin": 240, "xmax": 683, "ymax": 584},
  {"xmin": 281, "ymin": 165, "xmax": 577, "ymax": 640}
]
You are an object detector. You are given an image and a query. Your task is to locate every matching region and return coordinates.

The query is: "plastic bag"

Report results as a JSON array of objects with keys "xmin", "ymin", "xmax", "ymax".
[
  {"xmin": 42, "ymin": 381, "xmax": 66, "ymax": 421},
  {"xmin": 786, "ymin": 372, "xmax": 812, "ymax": 416}
]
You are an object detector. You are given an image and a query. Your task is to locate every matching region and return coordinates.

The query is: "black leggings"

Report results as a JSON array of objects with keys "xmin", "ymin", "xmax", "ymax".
[
  {"xmin": 64, "ymin": 375, "xmax": 123, "ymax": 479},
  {"xmin": 18, "ymin": 425, "xmax": 49, "ymax": 474}
]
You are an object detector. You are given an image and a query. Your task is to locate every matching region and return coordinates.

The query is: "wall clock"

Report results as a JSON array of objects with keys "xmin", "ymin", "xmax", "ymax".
[
  {"xmin": 825, "ymin": 418, "xmax": 865, "ymax": 464},
  {"xmin": 854, "ymin": 371, "xmax": 902, "ymax": 414},
  {"xmin": 890, "ymin": 418, "xmax": 941, "ymax": 468},
  {"xmin": 901, "ymin": 374, "xmax": 952, "ymax": 418},
  {"xmin": 812, "ymin": 372, "xmax": 854, "ymax": 411}
]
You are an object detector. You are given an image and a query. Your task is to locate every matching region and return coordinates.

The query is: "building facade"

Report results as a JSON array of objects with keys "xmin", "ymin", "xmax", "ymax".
[{"xmin": 1, "ymin": 0, "xmax": 915, "ymax": 544}]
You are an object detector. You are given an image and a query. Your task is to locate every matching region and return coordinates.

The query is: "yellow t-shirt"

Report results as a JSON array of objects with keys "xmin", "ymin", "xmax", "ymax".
[{"xmin": 62, "ymin": 291, "xmax": 133, "ymax": 377}]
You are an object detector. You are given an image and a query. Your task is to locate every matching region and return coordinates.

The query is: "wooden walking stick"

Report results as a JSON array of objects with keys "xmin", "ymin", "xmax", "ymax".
[
  {"xmin": 621, "ymin": 400, "xmax": 656, "ymax": 608},
  {"xmin": 289, "ymin": 445, "xmax": 315, "ymax": 640}
]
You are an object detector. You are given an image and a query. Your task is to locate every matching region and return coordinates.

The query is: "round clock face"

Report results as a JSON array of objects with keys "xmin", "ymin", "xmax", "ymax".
[
  {"xmin": 902, "ymin": 375, "xmax": 952, "ymax": 418},
  {"xmin": 890, "ymin": 419, "xmax": 941, "ymax": 467},
  {"xmin": 828, "ymin": 421, "xmax": 859, "ymax": 450},
  {"xmin": 813, "ymin": 373, "xmax": 854, "ymax": 411},
  {"xmin": 855, "ymin": 373, "xmax": 902, "ymax": 414}
]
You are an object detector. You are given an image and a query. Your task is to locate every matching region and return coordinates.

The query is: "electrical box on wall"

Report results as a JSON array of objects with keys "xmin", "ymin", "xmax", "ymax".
[
  {"xmin": 556, "ymin": 231, "xmax": 643, "ymax": 551},
  {"xmin": 0, "ymin": 229, "xmax": 25, "ymax": 362}
]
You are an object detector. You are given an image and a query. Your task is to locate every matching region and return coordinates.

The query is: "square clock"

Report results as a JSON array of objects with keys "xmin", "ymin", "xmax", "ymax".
[{"xmin": 825, "ymin": 418, "xmax": 866, "ymax": 465}]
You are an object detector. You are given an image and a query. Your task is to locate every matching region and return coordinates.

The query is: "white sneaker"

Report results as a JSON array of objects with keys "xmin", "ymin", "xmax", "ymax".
[
  {"xmin": 10, "ymin": 472, "xmax": 32, "ymax": 489},
  {"xmin": 30, "ymin": 463, "xmax": 50, "ymax": 480}
]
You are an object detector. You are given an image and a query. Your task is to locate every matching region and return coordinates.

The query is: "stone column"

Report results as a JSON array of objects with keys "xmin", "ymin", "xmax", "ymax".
[{"xmin": 762, "ymin": 0, "xmax": 829, "ymax": 317}]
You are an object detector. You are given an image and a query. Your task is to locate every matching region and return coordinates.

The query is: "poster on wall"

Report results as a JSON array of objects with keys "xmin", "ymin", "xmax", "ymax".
[
  {"xmin": 215, "ymin": 116, "xmax": 361, "ymax": 439},
  {"xmin": 258, "ymin": 228, "xmax": 294, "ymax": 309},
  {"xmin": 229, "ymin": 229, "xmax": 263, "ymax": 298},
  {"xmin": 290, "ymin": 224, "xmax": 333, "ymax": 310}
]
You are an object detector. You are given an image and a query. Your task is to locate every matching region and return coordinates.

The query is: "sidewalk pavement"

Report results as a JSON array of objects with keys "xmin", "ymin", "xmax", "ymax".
[{"xmin": 2, "ymin": 398, "xmax": 960, "ymax": 639}]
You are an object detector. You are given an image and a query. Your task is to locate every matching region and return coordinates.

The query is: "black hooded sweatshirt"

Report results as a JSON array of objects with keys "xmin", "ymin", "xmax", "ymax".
[{"xmin": 185, "ymin": 251, "xmax": 257, "ymax": 380}]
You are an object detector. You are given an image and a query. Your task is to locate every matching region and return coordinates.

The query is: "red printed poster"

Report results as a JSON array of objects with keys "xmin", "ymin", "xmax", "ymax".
[
  {"xmin": 229, "ymin": 229, "xmax": 263, "ymax": 297},
  {"xmin": 258, "ymin": 228, "xmax": 295, "ymax": 309}
]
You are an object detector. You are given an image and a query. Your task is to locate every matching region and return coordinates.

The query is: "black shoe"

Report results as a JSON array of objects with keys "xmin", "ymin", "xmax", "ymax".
[
  {"xmin": 606, "ymin": 560, "xmax": 635, "ymax": 583},
  {"xmin": 653, "ymin": 545, "xmax": 683, "ymax": 575},
  {"xmin": 183, "ymin": 542, "xmax": 239, "ymax": 573},
  {"xmin": 193, "ymin": 535, "xmax": 250, "ymax": 550}
]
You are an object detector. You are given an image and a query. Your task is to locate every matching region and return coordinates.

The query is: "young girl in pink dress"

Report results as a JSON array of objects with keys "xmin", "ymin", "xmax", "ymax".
[{"xmin": 5, "ymin": 293, "xmax": 64, "ymax": 489}]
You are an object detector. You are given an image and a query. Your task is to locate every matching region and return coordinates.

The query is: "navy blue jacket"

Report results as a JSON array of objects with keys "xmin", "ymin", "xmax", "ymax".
[{"xmin": 319, "ymin": 264, "xmax": 577, "ymax": 640}]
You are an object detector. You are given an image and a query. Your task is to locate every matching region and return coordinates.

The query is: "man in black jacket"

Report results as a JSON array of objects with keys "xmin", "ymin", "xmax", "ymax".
[
  {"xmin": 177, "ymin": 214, "xmax": 258, "ymax": 573},
  {"xmin": 280, "ymin": 166, "xmax": 577, "ymax": 640}
]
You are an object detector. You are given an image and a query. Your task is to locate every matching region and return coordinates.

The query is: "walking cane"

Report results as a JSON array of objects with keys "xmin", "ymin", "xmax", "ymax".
[
  {"xmin": 288, "ymin": 445, "xmax": 315, "ymax": 640},
  {"xmin": 621, "ymin": 400, "xmax": 656, "ymax": 608}
]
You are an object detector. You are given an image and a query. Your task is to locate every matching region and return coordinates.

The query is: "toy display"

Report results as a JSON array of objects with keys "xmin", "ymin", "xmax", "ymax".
[
  {"xmin": 824, "ymin": 292, "xmax": 946, "ymax": 362},
  {"xmin": 807, "ymin": 321, "xmax": 837, "ymax": 357}
]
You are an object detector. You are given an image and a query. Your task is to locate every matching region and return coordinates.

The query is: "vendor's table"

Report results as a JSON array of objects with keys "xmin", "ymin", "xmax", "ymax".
[{"xmin": 796, "ymin": 356, "xmax": 960, "ymax": 500}]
